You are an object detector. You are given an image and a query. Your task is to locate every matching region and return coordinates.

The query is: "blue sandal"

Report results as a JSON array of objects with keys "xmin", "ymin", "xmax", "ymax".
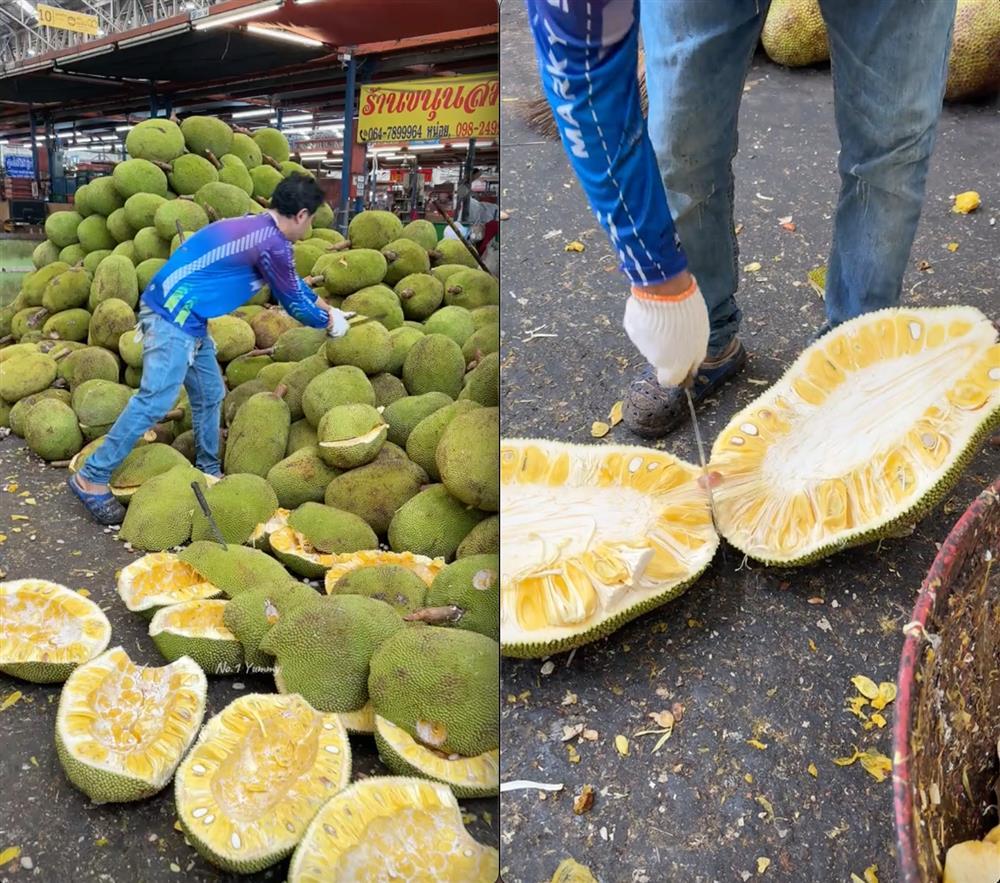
[{"xmin": 68, "ymin": 474, "xmax": 126, "ymax": 526}]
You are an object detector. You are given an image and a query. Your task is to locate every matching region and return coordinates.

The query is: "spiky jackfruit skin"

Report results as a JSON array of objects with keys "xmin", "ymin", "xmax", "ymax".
[
  {"xmin": 312, "ymin": 249, "xmax": 387, "ymax": 297},
  {"xmin": 123, "ymin": 193, "xmax": 167, "ymax": 232},
  {"xmin": 120, "ymin": 465, "xmax": 205, "ymax": 549},
  {"xmin": 381, "ymin": 237, "xmax": 431, "ymax": 285},
  {"xmin": 342, "ymin": 285, "xmax": 405, "ymax": 331},
  {"xmin": 252, "ymin": 127, "xmax": 290, "ymax": 164},
  {"xmin": 760, "ymin": 0, "xmax": 829, "ymax": 66},
  {"xmin": 87, "ymin": 299, "xmax": 137, "ymax": 353},
  {"xmin": 402, "ymin": 334, "xmax": 466, "ymax": 399},
  {"xmin": 424, "ymin": 555, "xmax": 499, "ymax": 641},
  {"xmin": 324, "ymin": 321, "xmax": 393, "ymax": 375},
  {"xmin": 218, "ymin": 154, "xmax": 253, "ymax": 196},
  {"xmin": 249, "ymin": 309, "xmax": 299, "ymax": 349},
  {"xmin": 109, "ymin": 443, "xmax": 187, "ymax": 498},
  {"xmin": 59, "ymin": 244, "xmax": 87, "ymax": 266},
  {"xmin": 395, "ymin": 273, "xmax": 444, "ymax": 321},
  {"xmin": 430, "ymin": 263, "xmax": 470, "ymax": 286},
  {"xmin": 73, "ymin": 184, "xmax": 94, "ymax": 218},
  {"xmin": 308, "ymin": 202, "xmax": 333, "ymax": 229},
  {"xmin": 259, "ymin": 595, "xmax": 404, "ymax": 714},
  {"xmin": 24, "ymin": 399, "xmax": 84, "ymax": 460},
  {"xmin": 266, "ymin": 446, "xmax": 341, "ymax": 509},
  {"xmin": 423, "ymin": 306, "xmax": 475, "ymax": 347},
  {"xmin": 180, "ymin": 115, "xmax": 234, "ymax": 158},
  {"xmin": 230, "ymin": 132, "xmax": 263, "ymax": 169},
  {"xmin": 195, "ymin": 181, "xmax": 251, "ymax": 219},
  {"xmin": 285, "ymin": 418, "xmax": 319, "ymax": 455},
  {"xmin": 946, "ymin": 0, "xmax": 1000, "ymax": 100},
  {"xmin": 287, "ymin": 502, "xmax": 379, "ymax": 554},
  {"xmin": 383, "ymin": 392, "xmax": 453, "ymax": 447},
  {"xmin": 87, "ymin": 176, "xmax": 125, "ymax": 217},
  {"xmin": 272, "ymin": 327, "xmax": 327, "ymax": 363},
  {"xmin": 22, "ymin": 261, "xmax": 70, "ymax": 306},
  {"xmin": 437, "ymin": 407, "xmax": 499, "ymax": 512},
  {"xmin": 370, "ymin": 372, "xmax": 408, "ymax": 408},
  {"xmin": 316, "ymin": 403, "xmax": 387, "ymax": 469},
  {"xmin": 459, "ymin": 350, "xmax": 499, "ymax": 406},
  {"xmin": 207, "ymin": 315, "xmax": 254, "ymax": 362},
  {"xmin": 133, "ymin": 227, "xmax": 171, "ymax": 262},
  {"xmin": 125, "ymin": 118, "xmax": 185, "ymax": 163},
  {"xmin": 82, "ymin": 250, "xmax": 110, "ymax": 273},
  {"xmin": 89, "ymin": 255, "xmax": 139, "ymax": 310},
  {"xmin": 58, "ymin": 347, "xmax": 119, "ymax": 390},
  {"xmin": 385, "ymin": 327, "xmax": 423, "ymax": 375},
  {"xmin": 32, "ymin": 240, "xmax": 61, "ymax": 269},
  {"xmin": 224, "ymin": 391, "xmax": 291, "ymax": 477},
  {"xmin": 348, "ymin": 210, "xmax": 404, "ymax": 250},
  {"xmin": 77, "ymin": 214, "xmax": 117, "ymax": 253},
  {"xmin": 113, "ymin": 159, "xmax": 169, "ymax": 199},
  {"xmin": 443, "ymin": 269, "xmax": 499, "ymax": 309},
  {"xmin": 42, "ymin": 266, "xmax": 91, "ymax": 312},
  {"xmin": 406, "ymin": 400, "xmax": 481, "ymax": 481},
  {"xmin": 223, "ymin": 583, "xmax": 320, "ymax": 669},
  {"xmin": 112, "ymin": 240, "xmax": 137, "ymax": 264},
  {"xmin": 0, "ymin": 352, "xmax": 58, "ymax": 402},
  {"xmin": 400, "ymin": 218, "xmax": 438, "ymax": 252},
  {"xmin": 368, "ymin": 625, "xmax": 498, "ymax": 757},
  {"xmin": 169, "ymin": 153, "xmax": 218, "ymax": 195},
  {"xmin": 301, "ymin": 366, "xmax": 375, "ymax": 427},
  {"xmin": 44, "ymin": 211, "xmax": 83, "ymax": 249},
  {"xmin": 329, "ymin": 564, "xmax": 427, "ymax": 613},
  {"xmin": 223, "ymin": 380, "xmax": 267, "ymax": 427},
  {"xmin": 433, "ymin": 238, "xmax": 478, "ymax": 268},
  {"xmin": 106, "ymin": 208, "xmax": 135, "ymax": 245},
  {"xmin": 190, "ymin": 473, "xmax": 278, "ymax": 545},
  {"xmin": 388, "ymin": 485, "xmax": 486, "ymax": 561},
  {"xmin": 323, "ymin": 457, "xmax": 426, "ymax": 536},
  {"xmin": 293, "ymin": 240, "xmax": 325, "ymax": 277},
  {"xmin": 250, "ymin": 164, "xmax": 283, "ymax": 200},
  {"xmin": 153, "ymin": 199, "xmax": 209, "ymax": 241},
  {"xmin": 149, "ymin": 601, "xmax": 244, "ymax": 674},
  {"xmin": 43, "ymin": 309, "xmax": 91, "ymax": 342},
  {"xmin": 462, "ymin": 323, "xmax": 500, "ymax": 364},
  {"xmin": 224, "ymin": 353, "xmax": 271, "ymax": 387},
  {"xmin": 179, "ymin": 541, "xmax": 293, "ymax": 599}
]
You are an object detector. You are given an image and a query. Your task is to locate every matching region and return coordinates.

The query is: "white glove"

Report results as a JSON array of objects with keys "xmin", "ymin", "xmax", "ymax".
[
  {"xmin": 326, "ymin": 308, "xmax": 352, "ymax": 338},
  {"xmin": 622, "ymin": 277, "xmax": 710, "ymax": 387}
]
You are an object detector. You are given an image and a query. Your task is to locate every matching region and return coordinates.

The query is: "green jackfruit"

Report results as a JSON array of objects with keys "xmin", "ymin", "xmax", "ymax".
[
  {"xmin": 348, "ymin": 210, "xmax": 403, "ymax": 250},
  {"xmin": 324, "ymin": 321, "xmax": 393, "ymax": 375},
  {"xmin": 7, "ymin": 389, "xmax": 71, "ymax": 437},
  {"xmin": 88, "ymin": 298, "xmax": 136, "ymax": 351},
  {"xmin": 456, "ymin": 514, "xmax": 499, "ymax": 558},
  {"xmin": 368, "ymin": 625, "xmax": 498, "ymax": 756},
  {"xmin": 89, "ymin": 255, "xmax": 139, "ymax": 310},
  {"xmin": 406, "ymin": 400, "xmax": 481, "ymax": 480},
  {"xmin": 125, "ymin": 118, "xmax": 186, "ymax": 163},
  {"xmin": 403, "ymin": 334, "xmax": 465, "ymax": 398},
  {"xmin": 230, "ymin": 132, "xmax": 263, "ymax": 169},
  {"xmin": 430, "ymin": 263, "xmax": 473, "ymax": 286},
  {"xmin": 433, "ymin": 239, "xmax": 480, "ymax": 269},
  {"xmin": 388, "ymin": 484, "xmax": 486, "ymax": 561},
  {"xmin": 382, "ymin": 238, "xmax": 430, "ymax": 285},
  {"xmin": 217, "ymin": 154, "xmax": 253, "ymax": 195},
  {"xmin": 72, "ymin": 184, "xmax": 93, "ymax": 218},
  {"xmin": 383, "ymin": 392, "xmax": 452, "ymax": 447},
  {"xmin": 136, "ymin": 258, "xmax": 167, "ymax": 291},
  {"xmin": 112, "ymin": 241, "xmax": 137, "ymax": 264},
  {"xmin": 133, "ymin": 227, "xmax": 171, "ymax": 262},
  {"xmin": 443, "ymin": 269, "xmax": 499, "ymax": 309},
  {"xmin": 190, "ymin": 473, "xmax": 279, "ymax": 545},
  {"xmin": 123, "ymin": 366, "xmax": 142, "ymax": 388},
  {"xmin": 76, "ymin": 215, "xmax": 116, "ymax": 253},
  {"xmin": 272, "ymin": 326, "xmax": 327, "ymax": 362},
  {"xmin": 148, "ymin": 600, "xmax": 244, "ymax": 674},
  {"xmin": 42, "ymin": 267, "xmax": 92, "ymax": 313},
  {"xmin": 119, "ymin": 464, "xmax": 205, "ymax": 548},
  {"xmin": 42, "ymin": 309, "xmax": 91, "ymax": 342},
  {"xmin": 71, "ymin": 379, "xmax": 133, "ymax": 439},
  {"xmin": 257, "ymin": 361, "xmax": 295, "ymax": 390},
  {"xmin": 371, "ymin": 372, "xmax": 408, "ymax": 407},
  {"xmin": 324, "ymin": 457, "xmax": 427, "ymax": 536},
  {"xmin": 194, "ymin": 182, "xmax": 251, "ymax": 219},
  {"xmin": 761, "ymin": 0, "xmax": 829, "ymax": 67},
  {"xmin": 266, "ymin": 446, "xmax": 340, "ymax": 509},
  {"xmin": 317, "ymin": 403, "xmax": 387, "ymax": 469},
  {"xmin": 58, "ymin": 244, "xmax": 86, "ymax": 265},
  {"xmin": 293, "ymin": 240, "xmax": 326, "ymax": 277},
  {"xmin": 946, "ymin": 0, "xmax": 1000, "ymax": 101},
  {"xmin": 400, "ymin": 218, "xmax": 438, "ymax": 252},
  {"xmin": 330, "ymin": 565, "xmax": 427, "ymax": 613},
  {"xmin": 278, "ymin": 353, "xmax": 328, "ymax": 421},
  {"xmin": 224, "ymin": 380, "xmax": 265, "ymax": 426},
  {"xmin": 423, "ymin": 305, "xmax": 475, "ymax": 346},
  {"xmin": 82, "ymin": 250, "xmax": 111, "ymax": 274},
  {"xmin": 249, "ymin": 164, "xmax": 283, "ymax": 200},
  {"xmin": 44, "ymin": 211, "xmax": 82, "ymax": 249},
  {"xmin": 437, "ymin": 407, "xmax": 498, "ymax": 511},
  {"xmin": 224, "ymin": 390, "xmax": 290, "ymax": 477},
  {"xmin": 252, "ymin": 127, "xmax": 290, "ymax": 164},
  {"xmin": 181, "ymin": 115, "xmax": 234, "ymax": 158},
  {"xmin": 207, "ymin": 315, "xmax": 254, "ymax": 362},
  {"xmin": 223, "ymin": 583, "xmax": 320, "ymax": 669},
  {"xmin": 24, "ymin": 398, "xmax": 83, "ymax": 460},
  {"xmin": 311, "ymin": 227, "xmax": 343, "ymax": 244},
  {"xmin": 87, "ymin": 177, "xmax": 125, "ymax": 217},
  {"xmin": 59, "ymin": 346, "xmax": 120, "ymax": 389},
  {"xmin": 312, "ymin": 249, "xmax": 387, "ymax": 297},
  {"xmin": 301, "ymin": 366, "xmax": 375, "ymax": 427},
  {"xmin": 459, "ymin": 350, "xmax": 499, "ymax": 406},
  {"xmin": 423, "ymin": 555, "xmax": 499, "ymax": 641},
  {"xmin": 259, "ymin": 594, "xmax": 403, "ymax": 716},
  {"xmin": 279, "ymin": 160, "xmax": 312, "ymax": 179},
  {"xmin": 249, "ymin": 308, "xmax": 299, "ymax": 349},
  {"xmin": 10, "ymin": 308, "xmax": 44, "ymax": 340},
  {"xmin": 105, "ymin": 209, "xmax": 135, "ymax": 245},
  {"xmin": 32, "ymin": 240, "xmax": 61, "ymax": 269},
  {"xmin": 342, "ymin": 285, "xmax": 404, "ymax": 331},
  {"xmin": 311, "ymin": 202, "xmax": 334, "ymax": 229},
  {"xmin": 179, "ymin": 540, "xmax": 294, "ymax": 598},
  {"xmin": 22, "ymin": 262, "xmax": 70, "ymax": 306},
  {"xmin": 0, "ymin": 352, "xmax": 58, "ymax": 402},
  {"xmin": 113, "ymin": 159, "xmax": 169, "ymax": 199},
  {"xmin": 224, "ymin": 353, "xmax": 272, "ymax": 387},
  {"xmin": 287, "ymin": 502, "xmax": 379, "ymax": 554},
  {"xmin": 153, "ymin": 199, "xmax": 209, "ymax": 241},
  {"xmin": 108, "ymin": 443, "xmax": 188, "ymax": 499},
  {"xmin": 395, "ymin": 273, "xmax": 444, "ymax": 321},
  {"xmin": 462, "ymin": 323, "xmax": 500, "ymax": 364},
  {"xmin": 286, "ymin": 418, "xmax": 318, "ymax": 454},
  {"xmin": 169, "ymin": 153, "xmax": 218, "ymax": 195}
]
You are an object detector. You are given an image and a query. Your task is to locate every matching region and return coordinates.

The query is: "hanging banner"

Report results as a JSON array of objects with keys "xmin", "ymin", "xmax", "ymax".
[
  {"xmin": 358, "ymin": 73, "xmax": 499, "ymax": 144},
  {"xmin": 4, "ymin": 155, "xmax": 35, "ymax": 179},
  {"xmin": 36, "ymin": 4, "xmax": 99, "ymax": 36}
]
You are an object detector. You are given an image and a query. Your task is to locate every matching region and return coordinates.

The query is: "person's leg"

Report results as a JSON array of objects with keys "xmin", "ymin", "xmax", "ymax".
[
  {"xmin": 819, "ymin": 0, "xmax": 955, "ymax": 326},
  {"xmin": 183, "ymin": 332, "xmax": 225, "ymax": 476},
  {"xmin": 640, "ymin": 0, "xmax": 768, "ymax": 356}
]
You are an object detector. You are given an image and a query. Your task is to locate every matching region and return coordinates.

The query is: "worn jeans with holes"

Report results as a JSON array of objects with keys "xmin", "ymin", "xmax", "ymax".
[
  {"xmin": 640, "ymin": 0, "xmax": 955, "ymax": 355},
  {"xmin": 78, "ymin": 304, "xmax": 225, "ymax": 485}
]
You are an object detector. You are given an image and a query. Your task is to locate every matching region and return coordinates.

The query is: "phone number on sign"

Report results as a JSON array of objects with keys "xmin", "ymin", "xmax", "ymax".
[{"xmin": 359, "ymin": 119, "xmax": 498, "ymax": 143}]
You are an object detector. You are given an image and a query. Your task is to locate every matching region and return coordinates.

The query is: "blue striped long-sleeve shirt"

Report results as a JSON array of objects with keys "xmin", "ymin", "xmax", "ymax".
[
  {"xmin": 142, "ymin": 212, "xmax": 329, "ymax": 337},
  {"xmin": 526, "ymin": 0, "xmax": 687, "ymax": 287}
]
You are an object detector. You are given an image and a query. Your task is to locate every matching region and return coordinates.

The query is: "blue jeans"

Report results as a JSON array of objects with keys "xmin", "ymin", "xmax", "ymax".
[
  {"xmin": 79, "ymin": 304, "xmax": 225, "ymax": 484},
  {"xmin": 640, "ymin": 0, "xmax": 955, "ymax": 354}
]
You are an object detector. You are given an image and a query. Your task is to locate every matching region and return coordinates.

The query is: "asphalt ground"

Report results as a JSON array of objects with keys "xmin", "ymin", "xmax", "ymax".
[{"xmin": 498, "ymin": 3, "xmax": 999, "ymax": 882}]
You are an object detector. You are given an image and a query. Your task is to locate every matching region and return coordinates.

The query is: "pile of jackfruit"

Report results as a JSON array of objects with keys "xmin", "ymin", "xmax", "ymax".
[{"xmin": 0, "ymin": 112, "xmax": 500, "ymax": 880}]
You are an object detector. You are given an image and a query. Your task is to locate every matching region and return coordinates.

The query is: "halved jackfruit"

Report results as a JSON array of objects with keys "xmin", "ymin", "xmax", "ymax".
[
  {"xmin": 55, "ymin": 647, "xmax": 207, "ymax": 803},
  {"xmin": 117, "ymin": 552, "xmax": 222, "ymax": 615},
  {"xmin": 288, "ymin": 777, "xmax": 499, "ymax": 882},
  {"xmin": 268, "ymin": 525, "xmax": 337, "ymax": 578},
  {"xmin": 0, "ymin": 579, "xmax": 112, "ymax": 683},
  {"xmin": 175, "ymin": 693, "xmax": 351, "ymax": 874},
  {"xmin": 248, "ymin": 506, "xmax": 290, "ymax": 552},
  {"xmin": 500, "ymin": 439, "xmax": 718, "ymax": 657},
  {"xmin": 148, "ymin": 599, "xmax": 243, "ymax": 675},
  {"xmin": 710, "ymin": 307, "xmax": 1000, "ymax": 565},
  {"xmin": 323, "ymin": 549, "xmax": 445, "ymax": 594},
  {"xmin": 374, "ymin": 714, "xmax": 499, "ymax": 798}
]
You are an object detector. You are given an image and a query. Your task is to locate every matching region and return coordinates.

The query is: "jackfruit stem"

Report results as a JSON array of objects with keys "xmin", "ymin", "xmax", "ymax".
[
  {"xmin": 383, "ymin": 250, "xmax": 399, "ymax": 262},
  {"xmin": 254, "ymin": 196, "xmax": 270, "ymax": 208},
  {"xmin": 247, "ymin": 346, "xmax": 276, "ymax": 357},
  {"xmin": 203, "ymin": 150, "xmax": 223, "ymax": 170},
  {"xmin": 26, "ymin": 308, "xmax": 49, "ymax": 328},
  {"xmin": 0, "ymin": 335, "xmax": 13, "ymax": 346},
  {"xmin": 326, "ymin": 239, "xmax": 351, "ymax": 252},
  {"xmin": 163, "ymin": 408, "xmax": 185, "ymax": 421},
  {"xmin": 262, "ymin": 155, "xmax": 282, "ymax": 171},
  {"xmin": 403, "ymin": 605, "xmax": 465, "ymax": 625},
  {"xmin": 205, "ymin": 206, "xmax": 220, "ymax": 222},
  {"xmin": 52, "ymin": 347, "xmax": 72, "ymax": 361},
  {"xmin": 272, "ymin": 383, "xmax": 288, "ymax": 400},
  {"xmin": 151, "ymin": 161, "xmax": 173, "ymax": 173}
]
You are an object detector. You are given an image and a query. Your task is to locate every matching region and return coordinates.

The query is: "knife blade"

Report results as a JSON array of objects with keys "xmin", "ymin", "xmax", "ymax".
[{"xmin": 683, "ymin": 383, "xmax": 719, "ymax": 535}]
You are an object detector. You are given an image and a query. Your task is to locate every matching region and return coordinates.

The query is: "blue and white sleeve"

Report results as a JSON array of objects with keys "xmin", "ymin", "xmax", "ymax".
[
  {"xmin": 526, "ymin": 0, "xmax": 687, "ymax": 287},
  {"xmin": 257, "ymin": 242, "xmax": 329, "ymax": 329}
]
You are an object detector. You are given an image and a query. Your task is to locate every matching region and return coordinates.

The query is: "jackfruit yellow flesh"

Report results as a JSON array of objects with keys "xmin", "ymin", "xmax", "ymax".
[
  {"xmin": 500, "ymin": 439, "xmax": 718, "ymax": 657},
  {"xmin": 709, "ymin": 307, "xmax": 1000, "ymax": 565}
]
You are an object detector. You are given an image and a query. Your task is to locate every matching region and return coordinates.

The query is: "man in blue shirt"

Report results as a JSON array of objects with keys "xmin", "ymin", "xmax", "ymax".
[
  {"xmin": 69, "ymin": 173, "xmax": 351, "ymax": 524},
  {"xmin": 528, "ymin": 0, "xmax": 955, "ymax": 437}
]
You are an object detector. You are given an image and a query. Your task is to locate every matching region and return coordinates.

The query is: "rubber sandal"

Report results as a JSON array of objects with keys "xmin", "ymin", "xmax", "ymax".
[
  {"xmin": 67, "ymin": 474, "xmax": 126, "ymax": 526},
  {"xmin": 622, "ymin": 338, "xmax": 748, "ymax": 439}
]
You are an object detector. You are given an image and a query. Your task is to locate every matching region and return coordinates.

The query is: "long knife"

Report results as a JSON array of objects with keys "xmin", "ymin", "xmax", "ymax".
[{"xmin": 683, "ymin": 380, "xmax": 720, "ymax": 535}]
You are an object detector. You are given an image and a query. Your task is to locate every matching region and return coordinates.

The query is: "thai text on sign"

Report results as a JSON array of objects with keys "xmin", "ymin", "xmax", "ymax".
[
  {"xmin": 36, "ymin": 4, "xmax": 99, "ymax": 35},
  {"xmin": 358, "ymin": 73, "xmax": 499, "ymax": 143}
]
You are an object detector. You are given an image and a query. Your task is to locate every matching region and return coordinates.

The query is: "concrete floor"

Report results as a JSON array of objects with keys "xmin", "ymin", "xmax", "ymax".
[{"xmin": 498, "ymin": 3, "xmax": 999, "ymax": 882}]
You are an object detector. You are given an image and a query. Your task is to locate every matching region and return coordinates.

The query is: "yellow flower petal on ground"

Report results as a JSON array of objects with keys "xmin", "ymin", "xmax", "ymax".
[
  {"xmin": 590, "ymin": 421, "xmax": 610, "ymax": 438},
  {"xmin": 952, "ymin": 191, "xmax": 980, "ymax": 213},
  {"xmin": 851, "ymin": 675, "xmax": 879, "ymax": 699},
  {"xmin": 614, "ymin": 734, "xmax": 629, "ymax": 757}
]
